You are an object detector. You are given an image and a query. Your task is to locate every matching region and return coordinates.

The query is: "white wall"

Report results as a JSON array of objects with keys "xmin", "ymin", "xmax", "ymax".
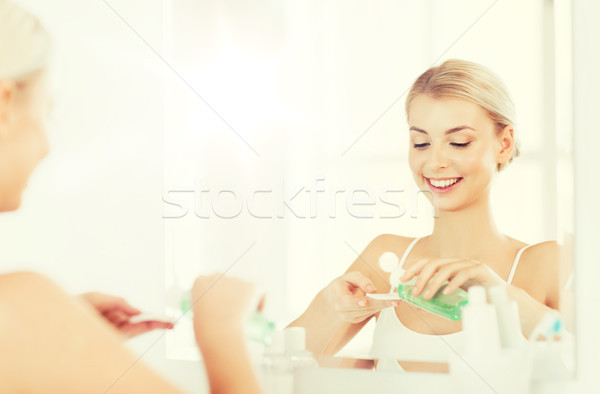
[{"xmin": 0, "ymin": 0, "xmax": 208, "ymax": 392}]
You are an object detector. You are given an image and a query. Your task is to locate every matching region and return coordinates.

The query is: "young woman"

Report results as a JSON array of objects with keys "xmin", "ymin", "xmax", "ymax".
[
  {"xmin": 0, "ymin": 1, "xmax": 261, "ymax": 392},
  {"xmin": 289, "ymin": 59, "xmax": 564, "ymax": 363}
]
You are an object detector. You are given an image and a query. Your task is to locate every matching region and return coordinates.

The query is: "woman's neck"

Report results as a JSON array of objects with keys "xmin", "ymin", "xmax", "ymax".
[{"xmin": 427, "ymin": 196, "xmax": 507, "ymax": 258}]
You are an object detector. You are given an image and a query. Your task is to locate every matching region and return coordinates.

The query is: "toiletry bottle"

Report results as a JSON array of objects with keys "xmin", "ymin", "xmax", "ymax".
[
  {"xmin": 283, "ymin": 327, "xmax": 318, "ymax": 394},
  {"xmin": 461, "ymin": 286, "xmax": 500, "ymax": 355},
  {"xmin": 258, "ymin": 331, "xmax": 293, "ymax": 394},
  {"xmin": 396, "ymin": 279, "xmax": 468, "ymax": 321},
  {"xmin": 170, "ymin": 288, "xmax": 275, "ymax": 345},
  {"xmin": 452, "ymin": 287, "xmax": 531, "ymax": 394},
  {"xmin": 284, "ymin": 327, "xmax": 318, "ymax": 368},
  {"xmin": 489, "ymin": 285, "xmax": 524, "ymax": 349},
  {"xmin": 382, "ymin": 252, "xmax": 469, "ymax": 321}
]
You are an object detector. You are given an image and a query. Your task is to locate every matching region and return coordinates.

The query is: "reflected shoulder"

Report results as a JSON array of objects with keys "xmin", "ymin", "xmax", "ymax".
[
  {"xmin": 518, "ymin": 241, "xmax": 562, "ymax": 306},
  {"xmin": 524, "ymin": 241, "xmax": 562, "ymax": 262},
  {"xmin": 519, "ymin": 241, "xmax": 561, "ymax": 274}
]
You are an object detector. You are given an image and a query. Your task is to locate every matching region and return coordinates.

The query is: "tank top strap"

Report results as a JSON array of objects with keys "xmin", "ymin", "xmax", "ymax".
[
  {"xmin": 399, "ymin": 237, "xmax": 422, "ymax": 267},
  {"xmin": 507, "ymin": 243, "xmax": 535, "ymax": 284}
]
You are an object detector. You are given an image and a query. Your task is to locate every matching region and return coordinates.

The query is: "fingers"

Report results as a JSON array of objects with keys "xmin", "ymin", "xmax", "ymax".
[
  {"xmin": 335, "ymin": 293, "xmax": 397, "ymax": 323},
  {"xmin": 401, "ymin": 257, "xmax": 460, "ymax": 283},
  {"xmin": 329, "ymin": 272, "xmax": 397, "ymax": 324},
  {"xmin": 419, "ymin": 261, "xmax": 474, "ymax": 299},
  {"xmin": 82, "ymin": 292, "xmax": 141, "ymax": 316},
  {"xmin": 121, "ymin": 321, "xmax": 175, "ymax": 338},
  {"xmin": 443, "ymin": 267, "xmax": 479, "ymax": 295},
  {"xmin": 103, "ymin": 309, "xmax": 131, "ymax": 326},
  {"xmin": 342, "ymin": 271, "xmax": 376, "ymax": 294},
  {"xmin": 401, "ymin": 257, "xmax": 491, "ymax": 299},
  {"xmin": 343, "ymin": 296, "xmax": 395, "ymax": 310},
  {"xmin": 410, "ymin": 258, "xmax": 459, "ymax": 296},
  {"xmin": 113, "ymin": 297, "xmax": 141, "ymax": 316}
]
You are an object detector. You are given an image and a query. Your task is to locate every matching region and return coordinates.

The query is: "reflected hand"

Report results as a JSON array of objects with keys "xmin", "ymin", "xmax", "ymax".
[
  {"xmin": 191, "ymin": 275, "xmax": 261, "ymax": 344},
  {"xmin": 79, "ymin": 292, "xmax": 174, "ymax": 338},
  {"xmin": 399, "ymin": 257, "xmax": 505, "ymax": 299},
  {"xmin": 325, "ymin": 271, "xmax": 397, "ymax": 324}
]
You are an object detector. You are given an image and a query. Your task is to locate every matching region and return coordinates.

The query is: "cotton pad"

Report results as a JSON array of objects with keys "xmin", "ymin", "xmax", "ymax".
[
  {"xmin": 129, "ymin": 313, "xmax": 177, "ymax": 325},
  {"xmin": 378, "ymin": 251, "xmax": 399, "ymax": 273}
]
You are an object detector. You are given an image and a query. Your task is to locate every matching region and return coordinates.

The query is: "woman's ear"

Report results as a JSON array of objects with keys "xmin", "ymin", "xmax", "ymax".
[
  {"xmin": 496, "ymin": 125, "xmax": 515, "ymax": 166},
  {"xmin": 0, "ymin": 80, "xmax": 16, "ymax": 136}
]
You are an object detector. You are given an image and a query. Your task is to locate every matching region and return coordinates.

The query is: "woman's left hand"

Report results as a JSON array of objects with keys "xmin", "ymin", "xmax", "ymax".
[
  {"xmin": 399, "ymin": 257, "xmax": 505, "ymax": 299},
  {"xmin": 79, "ymin": 292, "xmax": 174, "ymax": 338}
]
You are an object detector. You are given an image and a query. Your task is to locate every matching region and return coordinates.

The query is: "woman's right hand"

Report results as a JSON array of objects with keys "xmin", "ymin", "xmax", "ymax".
[
  {"xmin": 324, "ymin": 271, "xmax": 398, "ymax": 323},
  {"xmin": 190, "ymin": 274, "xmax": 259, "ymax": 346}
]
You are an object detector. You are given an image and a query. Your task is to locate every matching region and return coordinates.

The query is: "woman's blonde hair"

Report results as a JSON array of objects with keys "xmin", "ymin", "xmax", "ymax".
[
  {"xmin": 0, "ymin": 0, "xmax": 51, "ymax": 80},
  {"xmin": 406, "ymin": 59, "xmax": 519, "ymax": 171}
]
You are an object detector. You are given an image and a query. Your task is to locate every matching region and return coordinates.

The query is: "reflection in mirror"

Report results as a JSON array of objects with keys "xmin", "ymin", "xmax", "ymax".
[{"xmin": 163, "ymin": 0, "xmax": 575, "ymax": 383}]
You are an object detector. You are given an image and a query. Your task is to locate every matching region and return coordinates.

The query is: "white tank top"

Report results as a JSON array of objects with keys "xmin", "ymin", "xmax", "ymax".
[{"xmin": 369, "ymin": 237, "xmax": 533, "ymax": 367}]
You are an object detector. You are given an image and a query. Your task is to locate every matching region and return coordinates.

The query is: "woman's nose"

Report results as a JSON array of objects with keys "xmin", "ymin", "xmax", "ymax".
[{"xmin": 427, "ymin": 145, "xmax": 449, "ymax": 170}]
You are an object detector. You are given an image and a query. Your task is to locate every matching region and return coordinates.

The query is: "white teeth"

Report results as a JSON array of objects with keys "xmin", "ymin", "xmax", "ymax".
[{"xmin": 429, "ymin": 178, "xmax": 460, "ymax": 188}]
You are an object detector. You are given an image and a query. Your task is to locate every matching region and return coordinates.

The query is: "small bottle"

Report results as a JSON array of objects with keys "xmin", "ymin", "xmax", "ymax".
[
  {"xmin": 259, "ymin": 331, "xmax": 293, "ymax": 394},
  {"xmin": 489, "ymin": 285, "xmax": 524, "ymax": 349},
  {"xmin": 284, "ymin": 327, "xmax": 318, "ymax": 368},
  {"xmin": 462, "ymin": 286, "xmax": 500, "ymax": 355},
  {"xmin": 170, "ymin": 288, "xmax": 275, "ymax": 345},
  {"xmin": 396, "ymin": 278, "xmax": 468, "ymax": 321}
]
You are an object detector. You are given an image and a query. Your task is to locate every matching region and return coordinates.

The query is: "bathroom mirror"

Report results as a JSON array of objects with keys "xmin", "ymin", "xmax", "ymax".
[{"xmin": 162, "ymin": 0, "xmax": 575, "ymax": 377}]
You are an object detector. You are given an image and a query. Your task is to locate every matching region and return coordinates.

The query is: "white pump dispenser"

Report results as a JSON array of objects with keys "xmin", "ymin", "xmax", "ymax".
[
  {"xmin": 489, "ymin": 285, "xmax": 524, "ymax": 349},
  {"xmin": 259, "ymin": 331, "xmax": 293, "ymax": 394},
  {"xmin": 284, "ymin": 327, "xmax": 318, "ymax": 368},
  {"xmin": 462, "ymin": 286, "xmax": 500, "ymax": 355}
]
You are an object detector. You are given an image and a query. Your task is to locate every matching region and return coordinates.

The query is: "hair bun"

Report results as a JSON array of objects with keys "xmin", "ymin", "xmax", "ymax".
[{"xmin": 0, "ymin": 0, "xmax": 51, "ymax": 79}]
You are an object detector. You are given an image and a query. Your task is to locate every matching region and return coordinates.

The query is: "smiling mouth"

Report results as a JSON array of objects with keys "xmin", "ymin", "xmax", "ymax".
[{"xmin": 425, "ymin": 177, "xmax": 463, "ymax": 192}]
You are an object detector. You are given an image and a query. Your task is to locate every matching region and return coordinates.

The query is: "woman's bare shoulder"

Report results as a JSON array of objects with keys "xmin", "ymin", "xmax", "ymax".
[
  {"xmin": 522, "ymin": 241, "xmax": 562, "ymax": 262},
  {"xmin": 0, "ymin": 271, "xmax": 54, "ymax": 298},
  {"xmin": 515, "ymin": 241, "xmax": 562, "ymax": 306}
]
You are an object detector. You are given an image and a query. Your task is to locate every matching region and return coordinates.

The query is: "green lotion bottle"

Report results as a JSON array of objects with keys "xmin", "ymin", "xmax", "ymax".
[
  {"xmin": 371, "ymin": 251, "xmax": 469, "ymax": 321},
  {"xmin": 396, "ymin": 279, "xmax": 469, "ymax": 321}
]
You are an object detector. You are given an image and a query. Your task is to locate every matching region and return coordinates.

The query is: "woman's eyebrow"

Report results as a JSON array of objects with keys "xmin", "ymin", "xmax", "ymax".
[
  {"xmin": 409, "ymin": 125, "xmax": 476, "ymax": 135},
  {"xmin": 446, "ymin": 125, "xmax": 476, "ymax": 134}
]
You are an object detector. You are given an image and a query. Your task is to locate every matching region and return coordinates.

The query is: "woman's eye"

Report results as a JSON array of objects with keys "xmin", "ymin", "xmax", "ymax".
[
  {"xmin": 413, "ymin": 143, "xmax": 430, "ymax": 149},
  {"xmin": 450, "ymin": 142, "xmax": 471, "ymax": 149}
]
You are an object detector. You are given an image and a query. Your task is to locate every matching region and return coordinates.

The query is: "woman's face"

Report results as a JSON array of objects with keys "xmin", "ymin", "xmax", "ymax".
[
  {"xmin": 407, "ymin": 95, "xmax": 503, "ymax": 212},
  {"xmin": 0, "ymin": 71, "xmax": 51, "ymax": 211}
]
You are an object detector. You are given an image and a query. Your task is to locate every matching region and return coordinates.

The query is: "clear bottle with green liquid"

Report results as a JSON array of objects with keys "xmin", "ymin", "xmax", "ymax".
[
  {"xmin": 396, "ymin": 279, "xmax": 468, "ymax": 321},
  {"xmin": 371, "ymin": 251, "xmax": 469, "ymax": 321}
]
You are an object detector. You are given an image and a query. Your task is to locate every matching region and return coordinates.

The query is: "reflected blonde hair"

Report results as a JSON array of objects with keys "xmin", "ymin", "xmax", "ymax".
[
  {"xmin": 406, "ymin": 59, "xmax": 520, "ymax": 171},
  {"xmin": 0, "ymin": 0, "xmax": 51, "ymax": 80}
]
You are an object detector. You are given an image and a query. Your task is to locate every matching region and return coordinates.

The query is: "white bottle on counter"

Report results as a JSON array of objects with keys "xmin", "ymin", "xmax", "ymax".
[
  {"xmin": 462, "ymin": 286, "xmax": 500, "ymax": 355},
  {"xmin": 284, "ymin": 327, "xmax": 318, "ymax": 394},
  {"xmin": 284, "ymin": 327, "xmax": 318, "ymax": 368},
  {"xmin": 452, "ymin": 286, "xmax": 532, "ymax": 394},
  {"xmin": 489, "ymin": 285, "xmax": 524, "ymax": 349},
  {"xmin": 258, "ymin": 331, "xmax": 293, "ymax": 394}
]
